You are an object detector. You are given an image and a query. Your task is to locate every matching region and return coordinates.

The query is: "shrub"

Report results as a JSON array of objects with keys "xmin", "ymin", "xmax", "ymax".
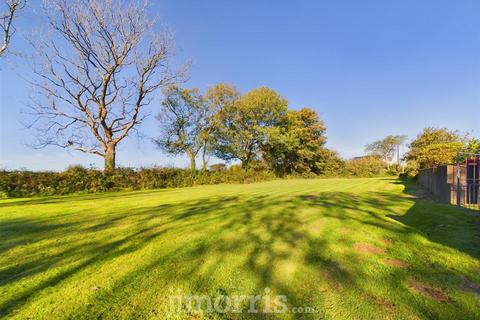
[
  {"xmin": 344, "ymin": 156, "xmax": 387, "ymax": 177},
  {"xmin": 404, "ymin": 160, "xmax": 420, "ymax": 178},
  {"xmin": 208, "ymin": 163, "xmax": 227, "ymax": 172},
  {"xmin": 0, "ymin": 165, "xmax": 276, "ymax": 198},
  {"xmin": 386, "ymin": 164, "xmax": 403, "ymax": 176}
]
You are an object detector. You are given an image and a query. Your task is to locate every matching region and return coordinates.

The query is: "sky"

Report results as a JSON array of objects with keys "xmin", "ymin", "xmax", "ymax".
[{"xmin": 1, "ymin": 0, "xmax": 479, "ymax": 171}]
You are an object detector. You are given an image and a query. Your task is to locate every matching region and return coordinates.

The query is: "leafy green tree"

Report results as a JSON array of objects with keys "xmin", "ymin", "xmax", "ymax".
[
  {"xmin": 263, "ymin": 108, "xmax": 340, "ymax": 175},
  {"xmin": 315, "ymin": 149, "xmax": 345, "ymax": 176},
  {"xmin": 213, "ymin": 87, "xmax": 288, "ymax": 168},
  {"xmin": 406, "ymin": 127, "xmax": 465, "ymax": 169},
  {"xmin": 466, "ymin": 137, "xmax": 480, "ymax": 155},
  {"xmin": 201, "ymin": 84, "xmax": 239, "ymax": 170},
  {"xmin": 365, "ymin": 135, "xmax": 407, "ymax": 165},
  {"xmin": 155, "ymin": 86, "xmax": 206, "ymax": 172}
]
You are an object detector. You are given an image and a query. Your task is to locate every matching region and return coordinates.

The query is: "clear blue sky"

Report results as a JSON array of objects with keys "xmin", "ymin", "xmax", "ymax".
[{"xmin": 1, "ymin": 0, "xmax": 479, "ymax": 170}]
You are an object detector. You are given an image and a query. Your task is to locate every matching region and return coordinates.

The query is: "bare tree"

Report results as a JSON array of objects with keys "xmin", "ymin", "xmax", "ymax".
[
  {"xmin": 28, "ymin": 0, "xmax": 186, "ymax": 171},
  {"xmin": 0, "ymin": 0, "xmax": 26, "ymax": 57}
]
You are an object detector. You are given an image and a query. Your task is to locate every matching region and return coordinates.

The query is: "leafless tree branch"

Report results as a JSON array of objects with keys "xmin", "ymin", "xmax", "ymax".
[
  {"xmin": 28, "ymin": 0, "xmax": 188, "ymax": 170},
  {"xmin": 0, "ymin": 0, "xmax": 26, "ymax": 56}
]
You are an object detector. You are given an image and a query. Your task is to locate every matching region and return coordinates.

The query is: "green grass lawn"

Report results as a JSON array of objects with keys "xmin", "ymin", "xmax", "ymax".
[{"xmin": 1, "ymin": 177, "xmax": 479, "ymax": 319}]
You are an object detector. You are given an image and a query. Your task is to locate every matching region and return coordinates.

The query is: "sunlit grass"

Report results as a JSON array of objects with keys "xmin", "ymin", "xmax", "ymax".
[{"xmin": 0, "ymin": 178, "xmax": 479, "ymax": 319}]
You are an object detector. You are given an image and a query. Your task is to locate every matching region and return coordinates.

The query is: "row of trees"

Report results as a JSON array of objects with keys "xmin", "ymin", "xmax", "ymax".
[
  {"xmin": 2, "ymin": 0, "xmax": 339, "ymax": 175},
  {"xmin": 155, "ymin": 85, "xmax": 341, "ymax": 175},
  {"xmin": 0, "ymin": 0, "xmax": 358, "ymax": 177},
  {"xmin": 361, "ymin": 128, "xmax": 480, "ymax": 178},
  {"xmin": 363, "ymin": 128, "xmax": 480, "ymax": 177}
]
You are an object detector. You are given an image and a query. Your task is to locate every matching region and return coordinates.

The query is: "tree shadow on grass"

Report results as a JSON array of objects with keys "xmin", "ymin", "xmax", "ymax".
[
  {"xmin": 0, "ymin": 196, "xmax": 238, "ymax": 316},
  {"xmin": 1, "ymin": 179, "xmax": 479, "ymax": 319},
  {"xmin": 388, "ymin": 178, "xmax": 480, "ymax": 259},
  {"xmin": 71, "ymin": 186, "xmax": 478, "ymax": 319},
  {"xmin": 0, "ymin": 189, "xmax": 173, "ymax": 208}
]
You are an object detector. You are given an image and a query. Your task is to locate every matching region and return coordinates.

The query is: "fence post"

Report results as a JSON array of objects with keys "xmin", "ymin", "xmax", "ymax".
[{"xmin": 456, "ymin": 152, "xmax": 461, "ymax": 207}]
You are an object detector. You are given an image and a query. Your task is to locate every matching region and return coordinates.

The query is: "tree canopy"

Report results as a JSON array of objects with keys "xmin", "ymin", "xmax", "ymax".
[
  {"xmin": 213, "ymin": 87, "xmax": 288, "ymax": 168},
  {"xmin": 263, "ymin": 108, "xmax": 340, "ymax": 175},
  {"xmin": 406, "ymin": 127, "xmax": 465, "ymax": 169},
  {"xmin": 465, "ymin": 137, "xmax": 480, "ymax": 156},
  {"xmin": 201, "ymin": 84, "xmax": 239, "ymax": 170},
  {"xmin": 155, "ymin": 85, "xmax": 206, "ymax": 171}
]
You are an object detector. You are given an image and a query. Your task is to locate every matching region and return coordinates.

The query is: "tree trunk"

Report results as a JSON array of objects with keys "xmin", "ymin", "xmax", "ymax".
[
  {"xmin": 104, "ymin": 144, "xmax": 116, "ymax": 173},
  {"xmin": 201, "ymin": 144, "xmax": 208, "ymax": 171},
  {"xmin": 241, "ymin": 158, "xmax": 250, "ymax": 169},
  {"xmin": 189, "ymin": 154, "xmax": 196, "ymax": 172},
  {"xmin": 242, "ymin": 150, "xmax": 252, "ymax": 169}
]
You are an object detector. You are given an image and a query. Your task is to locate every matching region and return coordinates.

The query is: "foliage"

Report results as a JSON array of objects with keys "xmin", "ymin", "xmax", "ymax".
[
  {"xmin": 465, "ymin": 137, "xmax": 480, "ymax": 155},
  {"xmin": 262, "ymin": 108, "xmax": 341, "ymax": 176},
  {"xmin": 155, "ymin": 86, "xmax": 206, "ymax": 171},
  {"xmin": 405, "ymin": 127, "xmax": 465, "ymax": 170},
  {"xmin": 344, "ymin": 156, "xmax": 387, "ymax": 177},
  {"xmin": 314, "ymin": 149, "xmax": 346, "ymax": 176},
  {"xmin": 208, "ymin": 163, "xmax": 226, "ymax": 172},
  {"xmin": 404, "ymin": 160, "xmax": 420, "ymax": 178},
  {"xmin": 201, "ymin": 83, "xmax": 240, "ymax": 169},
  {"xmin": 0, "ymin": 165, "xmax": 275, "ymax": 198},
  {"xmin": 385, "ymin": 164, "xmax": 404, "ymax": 176},
  {"xmin": 365, "ymin": 135, "xmax": 407, "ymax": 164},
  {"xmin": 213, "ymin": 87, "xmax": 288, "ymax": 168}
]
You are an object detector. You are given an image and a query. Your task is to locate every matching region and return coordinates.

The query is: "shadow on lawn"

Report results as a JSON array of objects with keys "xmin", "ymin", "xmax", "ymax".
[
  {"xmin": 0, "ymin": 178, "xmax": 479, "ymax": 319},
  {"xmin": 0, "ymin": 189, "xmax": 170, "ymax": 208},
  {"xmin": 388, "ymin": 178, "xmax": 480, "ymax": 259}
]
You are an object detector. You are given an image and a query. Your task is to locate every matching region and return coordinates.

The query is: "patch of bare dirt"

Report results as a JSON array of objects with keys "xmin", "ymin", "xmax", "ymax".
[
  {"xmin": 460, "ymin": 278, "xmax": 480, "ymax": 294},
  {"xmin": 353, "ymin": 243, "xmax": 385, "ymax": 254},
  {"xmin": 381, "ymin": 238, "xmax": 394, "ymax": 246},
  {"xmin": 409, "ymin": 279, "xmax": 449, "ymax": 302},
  {"xmin": 375, "ymin": 296, "xmax": 396, "ymax": 309},
  {"xmin": 384, "ymin": 258, "xmax": 409, "ymax": 269}
]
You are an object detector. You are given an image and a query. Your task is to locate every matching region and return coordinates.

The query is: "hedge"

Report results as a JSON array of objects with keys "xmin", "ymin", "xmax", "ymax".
[{"xmin": 0, "ymin": 165, "xmax": 275, "ymax": 198}]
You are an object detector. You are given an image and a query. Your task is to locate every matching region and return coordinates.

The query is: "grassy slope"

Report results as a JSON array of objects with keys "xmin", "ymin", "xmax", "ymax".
[{"xmin": 0, "ymin": 178, "xmax": 479, "ymax": 319}]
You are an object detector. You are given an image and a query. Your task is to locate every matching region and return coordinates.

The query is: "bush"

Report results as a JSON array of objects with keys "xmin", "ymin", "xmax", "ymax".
[
  {"xmin": 344, "ymin": 156, "xmax": 387, "ymax": 177},
  {"xmin": 386, "ymin": 164, "xmax": 403, "ymax": 176},
  {"xmin": 0, "ymin": 155, "xmax": 399, "ymax": 198},
  {"xmin": 404, "ymin": 160, "xmax": 420, "ymax": 178},
  {"xmin": 208, "ymin": 163, "xmax": 226, "ymax": 172},
  {"xmin": 0, "ymin": 165, "xmax": 276, "ymax": 198}
]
